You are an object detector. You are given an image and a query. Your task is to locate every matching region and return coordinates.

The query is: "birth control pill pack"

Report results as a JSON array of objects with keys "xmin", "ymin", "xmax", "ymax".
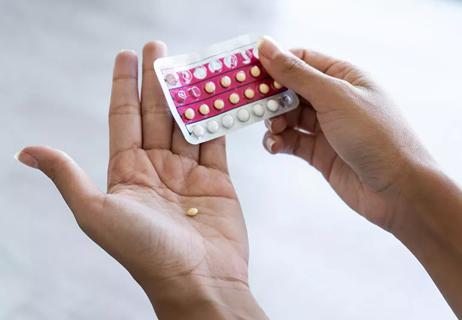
[{"xmin": 154, "ymin": 34, "xmax": 299, "ymax": 144}]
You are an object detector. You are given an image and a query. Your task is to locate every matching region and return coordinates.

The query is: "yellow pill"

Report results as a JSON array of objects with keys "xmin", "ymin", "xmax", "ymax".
[
  {"xmin": 186, "ymin": 207, "xmax": 199, "ymax": 217},
  {"xmin": 184, "ymin": 108, "xmax": 195, "ymax": 120},
  {"xmin": 244, "ymin": 88, "xmax": 255, "ymax": 99},
  {"xmin": 235, "ymin": 71, "xmax": 246, "ymax": 82},
  {"xmin": 221, "ymin": 76, "xmax": 232, "ymax": 88},
  {"xmin": 229, "ymin": 93, "xmax": 240, "ymax": 104},
  {"xmin": 199, "ymin": 104, "xmax": 210, "ymax": 115},
  {"xmin": 204, "ymin": 81, "xmax": 216, "ymax": 93},
  {"xmin": 259, "ymin": 83, "xmax": 270, "ymax": 94},
  {"xmin": 273, "ymin": 81, "xmax": 282, "ymax": 89},
  {"xmin": 214, "ymin": 99, "xmax": 225, "ymax": 110},
  {"xmin": 250, "ymin": 65, "xmax": 261, "ymax": 77}
]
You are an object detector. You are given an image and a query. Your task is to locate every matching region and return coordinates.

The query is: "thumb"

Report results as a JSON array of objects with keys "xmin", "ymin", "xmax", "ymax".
[
  {"xmin": 16, "ymin": 146, "xmax": 104, "ymax": 227},
  {"xmin": 257, "ymin": 36, "xmax": 342, "ymax": 111}
]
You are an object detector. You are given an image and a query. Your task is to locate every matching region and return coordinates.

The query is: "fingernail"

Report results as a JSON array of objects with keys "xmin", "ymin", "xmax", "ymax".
[
  {"xmin": 257, "ymin": 36, "xmax": 284, "ymax": 60},
  {"xmin": 15, "ymin": 151, "xmax": 39, "ymax": 169},
  {"xmin": 119, "ymin": 49, "xmax": 137, "ymax": 55},
  {"xmin": 265, "ymin": 137, "xmax": 277, "ymax": 153}
]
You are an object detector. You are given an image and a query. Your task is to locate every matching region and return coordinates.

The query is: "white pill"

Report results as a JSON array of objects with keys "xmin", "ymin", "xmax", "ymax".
[
  {"xmin": 207, "ymin": 120, "xmax": 219, "ymax": 133},
  {"xmin": 253, "ymin": 103, "xmax": 265, "ymax": 117},
  {"xmin": 237, "ymin": 109, "xmax": 250, "ymax": 122},
  {"xmin": 222, "ymin": 114, "xmax": 234, "ymax": 128},
  {"xmin": 192, "ymin": 125, "xmax": 205, "ymax": 137},
  {"xmin": 266, "ymin": 99, "xmax": 279, "ymax": 112}
]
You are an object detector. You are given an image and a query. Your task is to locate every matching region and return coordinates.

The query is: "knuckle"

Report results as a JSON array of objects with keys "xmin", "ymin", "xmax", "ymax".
[
  {"xmin": 112, "ymin": 74, "xmax": 137, "ymax": 83},
  {"xmin": 280, "ymin": 55, "xmax": 305, "ymax": 75},
  {"xmin": 335, "ymin": 77, "xmax": 352, "ymax": 90},
  {"xmin": 109, "ymin": 103, "xmax": 140, "ymax": 117},
  {"xmin": 141, "ymin": 102, "xmax": 169, "ymax": 115},
  {"xmin": 327, "ymin": 60, "xmax": 353, "ymax": 75}
]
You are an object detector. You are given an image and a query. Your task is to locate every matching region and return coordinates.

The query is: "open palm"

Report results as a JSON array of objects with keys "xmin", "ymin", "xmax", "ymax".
[{"xmin": 19, "ymin": 42, "xmax": 249, "ymax": 301}]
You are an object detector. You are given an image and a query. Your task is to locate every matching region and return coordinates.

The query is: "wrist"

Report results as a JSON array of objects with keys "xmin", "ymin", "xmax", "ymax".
[
  {"xmin": 388, "ymin": 161, "xmax": 462, "ymax": 317},
  {"xmin": 142, "ymin": 274, "xmax": 268, "ymax": 320},
  {"xmin": 389, "ymin": 162, "xmax": 462, "ymax": 245}
]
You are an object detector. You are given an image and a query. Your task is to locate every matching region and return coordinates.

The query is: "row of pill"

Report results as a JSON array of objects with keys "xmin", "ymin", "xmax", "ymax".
[
  {"xmin": 205, "ymin": 65, "xmax": 261, "ymax": 91},
  {"xmin": 182, "ymin": 80, "xmax": 283, "ymax": 120},
  {"xmin": 164, "ymin": 49, "xmax": 258, "ymax": 87},
  {"xmin": 190, "ymin": 94, "xmax": 293, "ymax": 137},
  {"xmin": 173, "ymin": 65, "xmax": 267, "ymax": 104}
]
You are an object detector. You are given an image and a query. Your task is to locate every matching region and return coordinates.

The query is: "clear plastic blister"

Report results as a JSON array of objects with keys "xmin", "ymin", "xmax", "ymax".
[{"xmin": 154, "ymin": 34, "xmax": 299, "ymax": 144}]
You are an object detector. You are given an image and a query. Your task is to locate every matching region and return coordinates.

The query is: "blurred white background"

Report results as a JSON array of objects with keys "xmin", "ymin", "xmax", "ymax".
[{"xmin": 1, "ymin": 0, "xmax": 462, "ymax": 319}]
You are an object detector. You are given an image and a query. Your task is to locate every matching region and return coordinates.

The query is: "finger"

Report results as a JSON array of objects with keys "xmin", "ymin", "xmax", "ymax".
[
  {"xmin": 16, "ymin": 146, "xmax": 105, "ymax": 230},
  {"xmin": 290, "ymin": 48, "xmax": 339, "ymax": 75},
  {"xmin": 263, "ymin": 129, "xmax": 338, "ymax": 179},
  {"xmin": 265, "ymin": 115, "xmax": 287, "ymax": 134},
  {"xmin": 141, "ymin": 41, "xmax": 173, "ymax": 150},
  {"xmin": 294, "ymin": 104, "xmax": 318, "ymax": 132},
  {"xmin": 266, "ymin": 103, "xmax": 317, "ymax": 134},
  {"xmin": 171, "ymin": 124, "xmax": 200, "ymax": 161},
  {"xmin": 199, "ymin": 136, "xmax": 228, "ymax": 173},
  {"xmin": 263, "ymin": 129, "xmax": 314, "ymax": 160},
  {"xmin": 290, "ymin": 48, "xmax": 372, "ymax": 88},
  {"xmin": 109, "ymin": 50, "xmax": 141, "ymax": 159},
  {"xmin": 257, "ymin": 37, "xmax": 344, "ymax": 111}
]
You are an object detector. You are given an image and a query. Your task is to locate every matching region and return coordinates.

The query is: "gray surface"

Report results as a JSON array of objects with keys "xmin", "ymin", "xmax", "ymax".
[{"xmin": 1, "ymin": 0, "xmax": 462, "ymax": 319}]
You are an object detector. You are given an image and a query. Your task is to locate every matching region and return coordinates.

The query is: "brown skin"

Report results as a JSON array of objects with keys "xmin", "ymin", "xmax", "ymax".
[
  {"xmin": 17, "ymin": 37, "xmax": 462, "ymax": 318},
  {"xmin": 17, "ymin": 43, "xmax": 267, "ymax": 320},
  {"xmin": 259, "ymin": 37, "xmax": 462, "ymax": 318}
]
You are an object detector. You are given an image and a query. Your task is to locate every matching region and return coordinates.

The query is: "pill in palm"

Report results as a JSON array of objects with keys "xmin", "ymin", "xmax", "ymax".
[{"xmin": 186, "ymin": 207, "xmax": 199, "ymax": 217}]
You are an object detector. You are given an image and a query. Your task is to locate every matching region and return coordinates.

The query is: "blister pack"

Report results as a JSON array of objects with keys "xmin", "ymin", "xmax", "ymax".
[{"xmin": 154, "ymin": 34, "xmax": 299, "ymax": 144}]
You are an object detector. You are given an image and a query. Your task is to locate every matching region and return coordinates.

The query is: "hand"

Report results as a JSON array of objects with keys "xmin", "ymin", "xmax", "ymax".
[
  {"xmin": 258, "ymin": 37, "xmax": 435, "ymax": 232},
  {"xmin": 17, "ymin": 42, "xmax": 267, "ymax": 319},
  {"xmin": 258, "ymin": 37, "xmax": 462, "ymax": 318}
]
